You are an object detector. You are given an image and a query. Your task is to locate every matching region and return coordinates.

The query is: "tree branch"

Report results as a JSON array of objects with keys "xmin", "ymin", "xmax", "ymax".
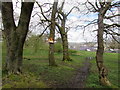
[
  {"xmin": 104, "ymin": 23, "xmax": 120, "ymax": 28},
  {"xmin": 95, "ymin": 0, "xmax": 100, "ymax": 10},
  {"xmin": 36, "ymin": 1, "xmax": 51, "ymax": 22},
  {"xmin": 104, "ymin": 29, "xmax": 120, "ymax": 43},
  {"xmin": 2, "ymin": 2, "xmax": 16, "ymax": 31},
  {"xmin": 66, "ymin": 6, "xmax": 80, "ymax": 16},
  {"xmin": 104, "ymin": 29, "xmax": 120, "ymax": 36},
  {"xmin": 59, "ymin": 0, "xmax": 65, "ymax": 13},
  {"xmin": 87, "ymin": 0, "xmax": 98, "ymax": 12},
  {"xmin": 104, "ymin": 14, "xmax": 120, "ymax": 19},
  {"xmin": 38, "ymin": 24, "xmax": 51, "ymax": 37}
]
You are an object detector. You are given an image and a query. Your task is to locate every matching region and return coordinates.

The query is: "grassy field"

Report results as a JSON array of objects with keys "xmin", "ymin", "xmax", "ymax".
[
  {"xmin": 85, "ymin": 51, "xmax": 119, "ymax": 88},
  {"xmin": 1, "ymin": 42, "xmax": 119, "ymax": 88}
]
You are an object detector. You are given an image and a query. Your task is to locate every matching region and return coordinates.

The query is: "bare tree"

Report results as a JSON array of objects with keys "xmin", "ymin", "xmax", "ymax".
[
  {"xmin": 36, "ymin": 0, "xmax": 58, "ymax": 66},
  {"xmin": 56, "ymin": 0, "xmax": 75, "ymax": 61},
  {"xmin": 84, "ymin": 0, "xmax": 120, "ymax": 86},
  {"xmin": 2, "ymin": 1, "xmax": 34, "ymax": 74},
  {"xmin": 36, "ymin": 0, "xmax": 79, "ymax": 62},
  {"xmin": 48, "ymin": 0, "xmax": 58, "ymax": 66}
]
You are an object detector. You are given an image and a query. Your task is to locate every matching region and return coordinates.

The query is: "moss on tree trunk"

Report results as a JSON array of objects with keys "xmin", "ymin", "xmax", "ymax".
[
  {"xmin": 96, "ymin": 10, "xmax": 111, "ymax": 86},
  {"xmin": 2, "ymin": 2, "xmax": 34, "ymax": 74},
  {"xmin": 49, "ymin": 1, "xmax": 58, "ymax": 66}
]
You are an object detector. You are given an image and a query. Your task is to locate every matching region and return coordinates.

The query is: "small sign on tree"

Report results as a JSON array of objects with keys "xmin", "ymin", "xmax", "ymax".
[{"xmin": 48, "ymin": 37, "xmax": 54, "ymax": 44}]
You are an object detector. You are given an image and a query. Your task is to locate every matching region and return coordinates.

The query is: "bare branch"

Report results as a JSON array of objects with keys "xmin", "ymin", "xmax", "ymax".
[
  {"xmin": 66, "ymin": 6, "xmax": 80, "ymax": 16},
  {"xmin": 58, "ymin": 14, "xmax": 63, "ymax": 21},
  {"xmin": 55, "ymin": 22, "xmax": 62, "ymax": 31},
  {"xmin": 95, "ymin": 0, "xmax": 100, "ymax": 10},
  {"xmin": 104, "ymin": 29, "xmax": 120, "ymax": 43},
  {"xmin": 112, "ymin": 35, "xmax": 120, "ymax": 44},
  {"xmin": 104, "ymin": 29, "xmax": 120, "ymax": 36},
  {"xmin": 104, "ymin": 14, "xmax": 120, "ymax": 19},
  {"xmin": 101, "ymin": 2, "xmax": 111, "ymax": 15},
  {"xmin": 36, "ymin": 1, "xmax": 51, "ymax": 22},
  {"xmin": 104, "ymin": 23, "xmax": 120, "ymax": 28},
  {"xmin": 99, "ymin": 1, "xmax": 105, "ymax": 8},
  {"xmin": 87, "ymin": 0, "xmax": 99, "ymax": 12},
  {"xmin": 111, "ymin": 1, "xmax": 120, "ymax": 7},
  {"xmin": 59, "ymin": 0, "xmax": 65, "ymax": 13},
  {"xmin": 38, "ymin": 24, "xmax": 51, "ymax": 37}
]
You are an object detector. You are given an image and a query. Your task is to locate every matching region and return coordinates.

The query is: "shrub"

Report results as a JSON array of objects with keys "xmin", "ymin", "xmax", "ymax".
[
  {"xmin": 69, "ymin": 49, "xmax": 77, "ymax": 55},
  {"xmin": 24, "ymin": 35, "xmax": 48, "ymax": 53},
  {"xmin": 55, "ymin": 43, "xmax": 63, "ymax": 53}
]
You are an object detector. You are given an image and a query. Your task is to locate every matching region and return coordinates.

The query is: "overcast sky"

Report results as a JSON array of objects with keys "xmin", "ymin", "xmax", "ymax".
[
  {"xmin": 33, "ymin": 0, "xmax": 98, "ymax": 43},
  {"xmin": 0, "ymin": 0, "xmax": 119, "ymax": 43}
]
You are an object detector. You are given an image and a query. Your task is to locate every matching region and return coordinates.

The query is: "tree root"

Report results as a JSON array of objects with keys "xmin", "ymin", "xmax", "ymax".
[{"xmin": 100, "ymin": 77, "xmax": 111, "ymax": 86}]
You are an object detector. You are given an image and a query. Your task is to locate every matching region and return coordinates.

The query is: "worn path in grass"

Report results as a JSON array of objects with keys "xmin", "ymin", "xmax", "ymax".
[
  {"xmin": 68, "ymin": 57, "xmax": 93, "ymax": 88},
  {"xmin": 55, "ymin": 57, "xmax": 93, "ymax": 88}
]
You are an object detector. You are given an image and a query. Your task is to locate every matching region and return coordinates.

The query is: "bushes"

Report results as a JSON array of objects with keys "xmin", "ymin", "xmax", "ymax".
[
  {"xmin": 24, "ymin": 35, "xmax": 48, "ymax": 53},
  {"xmin": 69, "ymin": 49, "xmax": 77, "ymax": 55},
  {"xmin": 54, "ymin": 42, "xmax": 77, "ymax": 55},
  {"xmin": 24, "ymin": 35, "xmax": 77, "ymax": 56},
  {"xmin": 54, "ymin": 43, "xmax": 63, "ymax": 53}
]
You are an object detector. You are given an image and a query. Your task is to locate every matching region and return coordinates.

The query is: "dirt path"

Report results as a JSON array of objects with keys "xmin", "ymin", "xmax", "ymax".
[
  {"xmin": 67, "ymin": 57, "xmax": 93, "ymax": 88},
  {"xmin": 68, "ymin": 57, "xmax": 92, "ymax": 88},
  {"xmin": 53, "ymin": 57, "xmax": 93, "ymax": 88}
]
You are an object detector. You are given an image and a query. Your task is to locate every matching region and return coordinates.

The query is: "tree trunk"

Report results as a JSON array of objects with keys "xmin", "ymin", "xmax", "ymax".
[
  {"xmin": 49, "ymin": 21, "xmax": 56, "ymax": 66},
  {"xmin": 49, "ymin": 0, "xmax": 58, "ymax": 66},
  {"xmin": 60, "ymin": 18, "xmax": 71, "ymax": 61},
  {"xmin": 4, "ymin": 29, "xmax": 19, "ymax": 74},
  {"xmin": 58, "ymin": 14, "xmax": 71, "ymax": 61},
  {"xmin": 2, "ymin": 2, "xmax": 34, "ymax": 74},
  {"xmin": 96, "ymin": 11, "xmax": 111, "ymax": 86},
  {"xmin": 62, "ymin": 33, "xmax": 71, "ymax": 61}
]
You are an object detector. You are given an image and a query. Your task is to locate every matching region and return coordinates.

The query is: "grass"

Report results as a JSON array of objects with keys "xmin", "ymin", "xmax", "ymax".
[
  {"xmin": 22, "ymin": 47, "xmax": 85, "ymax": 88},
  {"xmin": 1, "ymin": 42, "xmax": 119, "ymax": 88},
  {"xmin": 85, "ymin": 51, "xmax": 119, "ymax": 88},
  {"xmin": 2, "ymin": 42, "xmax": 85, "ymax": 88},
  {"xmin": 0, "ymin": 42, "xmax": 2, "ymax": 89}
]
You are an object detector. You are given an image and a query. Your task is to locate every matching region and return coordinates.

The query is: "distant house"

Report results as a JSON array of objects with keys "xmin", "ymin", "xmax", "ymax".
[
  {"xmin": 68, "ymin": 42, "xmax": 98, "ymax": 51},
  {"xmin": 68, "ymin": 42, "xmax": 119, "ymax": 53},
  {"xmin": 107, "ymin": 49, "xmax": 119, "ymax": 53},
  {"xmin": 86, "ymin": 49, "xmax": 91, "ymax": 51}
]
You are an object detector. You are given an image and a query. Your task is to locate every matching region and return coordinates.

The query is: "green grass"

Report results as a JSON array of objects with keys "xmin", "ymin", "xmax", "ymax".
[
  {"xmin": 2, "ymin": 42, "xmax": 119, "ymax": 88},
  {"xmin": 2, "ymin": 73, "xmax": 47, "ymax": 88},
  {"xmin": 0, "ymin": 42, "xmax": 2, "ymax": 86},
  {"xmin": 22, "ymin": 47, "xmax": 85, "ymax": 88},
  {"xmin": 2, "ymin": 42, "xmax": 85, "ymax": 88},
  {"xmin": 86, "ymin": 52, "xmax": 119, "ymax": 88}
]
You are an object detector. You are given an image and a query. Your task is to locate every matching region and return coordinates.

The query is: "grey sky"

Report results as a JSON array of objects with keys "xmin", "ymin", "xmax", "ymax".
[{"xmin": 0, "ymin": 0, "xmax": 119, "ymax": 43}]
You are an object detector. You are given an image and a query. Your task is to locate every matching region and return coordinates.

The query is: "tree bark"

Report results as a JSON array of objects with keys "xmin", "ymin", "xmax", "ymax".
[
  {"xmin": 49, "ymin": 0, "xmax": 58, "ymax": 66},
  {"xmin": 2, "ymin": 2, "xmax": 34, "ymax": 74},
  {"xmin": 60, "ymin": 15, "xmax": 71, "ymax": 61},
  {"xmin": 96, "ymin": 9, "xmax": 111, "ymax": 86},
  {"xmin": 61, "ymin": 33, "xmax": 71, "ymax": 61}
]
